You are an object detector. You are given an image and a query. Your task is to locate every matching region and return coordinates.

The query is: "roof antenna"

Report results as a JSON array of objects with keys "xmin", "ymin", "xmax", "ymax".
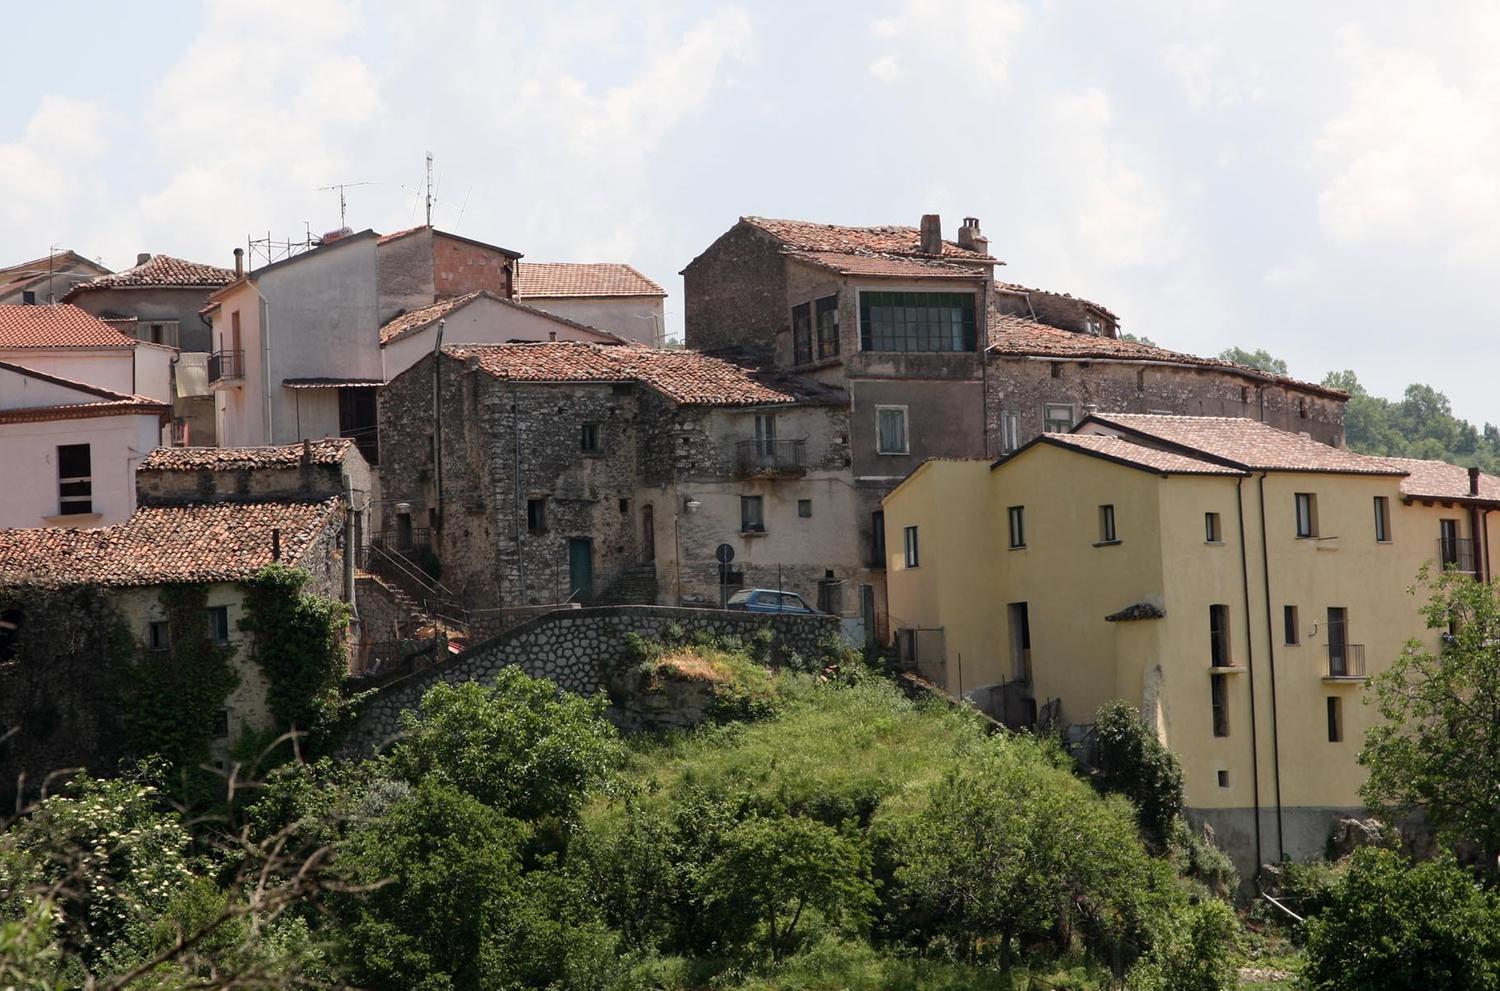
[
  {"xmin": 424, "ymin": 151, "xmax": 434, "ymax": 227},
  {"xmin": 317, "ymin": 181, "xmax": 373, "ymax": 228}
]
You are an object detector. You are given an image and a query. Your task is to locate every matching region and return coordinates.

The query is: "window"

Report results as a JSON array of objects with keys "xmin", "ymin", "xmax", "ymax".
[
  {"xmin": 1008, "ymin": 505, "xmax": 1026, "ymax": 549},
  {"xmin": 754, "ymin": 413, "xmax": 776, "ymax": 454},
  {"xmin": 871, "ymin": 510, "xmax": 886, "ymax": 566},
  {"xmin": 1284, "ymin": 606, "xmax": 1300, "ymax": 645},
  {"xmin": 1295, "ymin": 492, "xmax": 1318, "ymax": 538},
  {"xmin": 142, "ymin": 320, "xmax": 179, "ymax": 347},
  {"xmin": 207, "ymin": 606, "xmax": 230, "ymax": 646},
  {"xmin": 1000, "ymin": 410, "xmax": 1021, "ymax": 454},
  {"xmin": 1210, "ymin": 675, "xmax": 1229, "ymax": 737},
  {"xmin": 1043, "ymin": 403, "xmax": 1074, "ymax": 433},
  {"xmin": 792, "ymin": 302, "xmax": 813, "ymax": 365},
  {"xmin": 214, "ymin": 709, "xmax": 230, "ymax": 739},
  {"xmin": 527, "ymin": 498, "xmax": 547, "ymax": 534},
  {"xmin": 1050, "ymin": 362, "xmax": 1062, "ymax": 379},
  {"xmin": 618, "ymin": 498, "xmax": 630, "ymax": 513},
  {"xmin": 1209, "ymin": 604, "xmax": 1231, "ymax": 667},
  {"xmin": 1327, "ymin": 696, "xmax": 1343, "ymax": 743},
  {"xmin": 815, "ymin": 295, "xmax": 839, "ymax": 358},
  {"xmin": 859, "ymin": 291, "xmax": 977, "ymax": 352},
  {"xmin": 903, "ymin": 525, "xmax": 919, "ymax": 567},
  {"xmin": 797, "ymin": 498, "xmax": 812, "ymax": 518},
  {"xmin": 875, "ymin": 406, "xmax": 909, "ymax": 454},
  {"xmin": 56, "ymin": 443, "xmax": 92, "ymax": 515},
  {"xmin": 1098, "ymin": 504, "xmax": 1117, "ymax": 544},
  {"xmin": 580, "ymin": 423, "xmax": 601, "ymax": 453},
  {"xmin": 146, "ymin": 620, "xmax": 170, "ymax": 651},
  {"xmin": 741, "ymin": 495, "xmax": 765, "ymax": 532},
  {"xmin": 1009, "ymin": 603, "xmax": 1032, "ymax": 682},
  {"xmin": 1205, "ymin": 512, "xmax": 1222, "ymax": 543},
  {"xmin": 1217, "ymin": 769, "xmax": 1230, "ymax": 788},
  {"xmin": 1373, "ymin": 496, "xmax": 1390, "ymax": 542},
  {"xmin": 338, "ymin": 386, "xmax": 379, "ymax": 465},
  {"xmin": 21, "ymin": 290, "xmax": 35, "ymax": 305}
]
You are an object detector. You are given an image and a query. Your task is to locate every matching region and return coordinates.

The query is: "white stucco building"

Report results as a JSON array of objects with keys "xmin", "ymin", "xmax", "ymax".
[
  {"xmin": 0, "ymin": 303, "xmax": 175, "ymax": 405},
  {"xmin": 514, "ymin": 262, "xmax": 667, "ymax": 344}
]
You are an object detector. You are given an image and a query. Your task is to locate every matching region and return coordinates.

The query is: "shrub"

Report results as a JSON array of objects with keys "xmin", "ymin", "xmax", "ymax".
[
  {"xmin": 1302, "ymin": 848, "xmax": 1500, "ymax": 991},
  {"xmin": 1093, "ymin": 701, "xmax": 1184, "ymax": 850},
  {"xmin": 1125, "ymin": 899, "xmax": 1241, "ymax": 991},
  {"xmin": 1167, "ymin": 818, "xmax": 1238, "ymax": 901}
]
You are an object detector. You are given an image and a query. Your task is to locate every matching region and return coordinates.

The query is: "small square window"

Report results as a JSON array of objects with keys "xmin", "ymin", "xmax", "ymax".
[
  {"xmin": 1008, "ymin": 506, "xmax": 1026, "ymax": 548},
  {"xmin": 580, "ymin": 423, "xmax": 601, "ymax": 453},
  {"xmin": 146, "ymin": 620, "xmax": 170, "ymax": 651},
  {"xmin": 1205, "ymin": 512, "xmax": 1222, "ymax": 543},
  {"xmin": 903, "ymin": 525, "xmax": 919, "ymax": 568},
  {"xmin": 21, "ymin": 290, "xmax": 35, "ymax": 305},
  {"xmin": 618, "ymin": 498, "xmax": 630, "ymax": 513},
  {"xmin": 527, "ymin": 498, "xmax": 547, "ymax": 534},
  {"xmin": 797, "ymin": 499, "xmax": 812, "ymax": 518},
  {"xmin": 1217, "ymin": 769, "xmax": 1230, "ymax": 788},
  {"xmin": 207, "ymin": 606, "xmax": 230, "ymax": 646},
  {"xmin": 1098, "ymin": 504, "xmax": 1117, "ymax": 544},
  {"xmin": 1043, "ymin": 403, "xmax": 1073, "ymax": 433},
  {"xmin": 741, "ymin": 495, "xmax": 765, "ymax": 532}
]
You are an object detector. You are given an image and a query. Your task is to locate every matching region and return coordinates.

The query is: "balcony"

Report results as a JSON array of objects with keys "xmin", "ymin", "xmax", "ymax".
[
  {"xmin": 1438, "ymin": 536, "xmax": 1477, "ymax": 573},
  {"xmin": 1325, "ymin": 643, "xmax": 1366, "ymax": 680},
  {"xmin": 734, "ymin": 438, "xmax": 807, "ymax": 478},
  {"xmin": 208, "ymin": 349, "xmax": 244, "ymax": 385}
]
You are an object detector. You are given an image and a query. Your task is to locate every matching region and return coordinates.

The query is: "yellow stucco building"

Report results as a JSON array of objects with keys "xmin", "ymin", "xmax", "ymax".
[{"xmin": 883, "ymin": 414, "xmax": 1500, "ymax": 874}]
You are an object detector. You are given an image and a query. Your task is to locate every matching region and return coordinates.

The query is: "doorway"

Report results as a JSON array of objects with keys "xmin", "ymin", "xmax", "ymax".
[
  {"xmin": 568, "ymin": 538, "xmax": 594, "ymax": 602},
  {"xmin": 1327, "ymin": 607, "xmax": 1348, "ymax": 676}
]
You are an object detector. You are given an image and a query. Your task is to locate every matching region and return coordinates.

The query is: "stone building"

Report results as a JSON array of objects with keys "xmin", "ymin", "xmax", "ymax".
[
  {"xmin": 62, "ymin": 253, "xmax": 236, "ymax": 445},
  {"xmin": 378, "ymin": 341, "xmax": 858, "ymax": 617},
  {"xmin": 135, "ymin": 437, "xmax": 371, "ymax": 513}
]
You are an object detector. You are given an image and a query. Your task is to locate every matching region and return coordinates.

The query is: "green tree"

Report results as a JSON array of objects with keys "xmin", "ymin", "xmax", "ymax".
[
  {"xmin": 1121, "ymin": 332, "xmax": 1159, "ymax": 346},
  {"xmin": 1092, "ymin": 701, "xmax": 1184, "ymax": 850},
  {"xmin": 1218, "ymin": 346, "xmax": 1288, "ymax": 376},
  {"xmin": 1302, "ymin": 848, "xmax": 1500, "ymax": 991},
  {"xmin": 1360, "ymin": 570, "xmax": 1500, "ymax": 869},
  {"xmin": 1124, "ymin": 899, "xmax": 1241, "ymax": 991}
]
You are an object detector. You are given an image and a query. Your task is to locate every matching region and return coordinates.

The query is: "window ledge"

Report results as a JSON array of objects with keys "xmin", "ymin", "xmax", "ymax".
[
  {"xmin": 1093, "ymin": 539, "xmax": 1122, "ymax": 548},
  {"xmin": 1322, "ymin": 676, "xmax": 1367, "ymax": 685},
  {"xmin": 1209, "ymin": 665, "xmax": 1247, "ymax": 675},
  {"xmin": 740, "ymin": 529, "xmax": 768, "ymax": 538},
  {"xmin": 1009, "ymin": 544, "xmax": 1027, "ymax": 551},
  {"xmin": 876, "ymin": 450, "xmax": 910, "ymax": 457},
  {"xmin": 1205, "ymin": 540, "xmax": 1225, "ymax": 546},
  {"xmin": 1376, "ymin": 539, "xmax": 1393, "ymax": 545}
]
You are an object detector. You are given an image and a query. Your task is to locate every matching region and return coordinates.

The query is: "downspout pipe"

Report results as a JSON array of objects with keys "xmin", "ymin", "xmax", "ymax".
[
  {"xmin": 1235, "ymin": 476, "xmax": 1264, "ymax": 874},
  {"xmin": 1256, "ymin": 472, "xmax": 1287, "ymax": 863},
  {"xmin": 431, "ymin": 320, "xmax": 446, "ymax": 533}
]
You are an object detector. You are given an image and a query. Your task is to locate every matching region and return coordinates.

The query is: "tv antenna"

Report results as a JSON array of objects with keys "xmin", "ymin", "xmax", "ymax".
[
  {"xmin": 317, "ymin": 181, "xmax": 374, "ymax": 228},
  {"xmin": 424, "ymin": 152, "xmax": 433, "ymax": 226}
]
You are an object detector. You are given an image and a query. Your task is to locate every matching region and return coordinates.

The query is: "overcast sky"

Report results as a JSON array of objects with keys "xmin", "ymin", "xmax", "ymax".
[{"xmin": 4, "ymin": 1, "xmax": 1497, "ymax": 420}]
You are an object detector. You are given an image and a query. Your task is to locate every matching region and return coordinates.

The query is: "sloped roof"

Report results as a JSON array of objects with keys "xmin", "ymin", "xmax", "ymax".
[
  {"xmin": 0, "ymin": 304, "xmax": 138, "ymax": 349},
  {"xmin": 1024, "ymin": 432, "xmax": 1246, "ymax": 476},
  {"xmin": 0, "ymin": 498, "xmax": 343, "ymax": 589},
  {"xmin": 996, "ymin": 282, "xmax": 1120, "ymax": 321},
  {"xmin": 0, "ymin": 359, "xmax": 170, "ymax": 424},
  {"xmin": 61, "ymin": 254, "xmax": 234, "ymax": 298},
  {"xmin": 742, "ymin": 216, "xmax": 997, "ymax": 263},
  {"xmin": 377, "ymin": 224, "xmax": 522, "ymax": 258},
  {"xmin": 0, "ymin": 251, "xmax": 110, "ymax": 297},
  {"xmin": 138, "ymin": 439, "xmax": 356, "ymax": 472},
  {"xmin": 1082, "ymin": 414, "xmax": 1405, "ymax": 475},
  {"xmin": 515, "ymin": 262, "xmax": 665, "ymax": 298},
  {"xmin": 1384, "ymin": 457, "xmax": 1500, "ymax": 504},
  {"xmin": 445, "ymin": 342, "xmax": 844, "ymax": 407},
  {"xmin": 789, "ymin": 251, "xmax": 989, "ymax": 280},
  {"xmin": 379, "ymin": 290, "xmax": 629, "ymax": 346},
  {"xmin": 987, "ymin": 314, "xmax": 1346, "ymax": 399}
]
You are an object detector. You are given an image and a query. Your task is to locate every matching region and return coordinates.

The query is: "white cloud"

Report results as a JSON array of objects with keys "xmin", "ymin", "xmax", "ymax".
[
  {"xmin": 867, "ymin": 55, "xmax": 903, "ymax": 83},
  {"xmin": 1160, "ymin": 41, "xmax": 1265, "ymax": 109},
  {"xmin": 0, "ymin": 96, "xmax": 109, "ymax": 241},
  {"xmin": 869, "ymin": 0, "xmax": 1029, "ymax": 90}
]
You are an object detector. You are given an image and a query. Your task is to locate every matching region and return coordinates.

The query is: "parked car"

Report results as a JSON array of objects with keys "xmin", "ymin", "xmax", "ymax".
[{"xmin": 725, "ymin": 588, "xmax": 818, "ymax": 614}]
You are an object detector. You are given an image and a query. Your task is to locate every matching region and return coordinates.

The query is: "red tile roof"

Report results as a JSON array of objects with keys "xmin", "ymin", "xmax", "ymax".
[
  {"xmin": 0, "ymin": 498, "xmax": 343, "ymax": 589},
  {"xmin": 61, "ymin": 255, "xmax": 234, "ymax": 299},
  {"xmin": 995, "ymin": 282, "xmax": 1119, "ymax": 321},
  {"xmin": 515, "ymin": 262, "xmax": 665, "ymax": 298},
  {"xmin": 138, "ymin": 439, "xmax": 356, "ymax": 472},
  {"xmin": 987, "ymin": 315, "xmax": 1346, "ymax": 398},
  {"xmin": 0, "ymin": 304, "xmax": 138, "ymax": 349},
  {"xmin": 0, "ymin": 398, "xmax": 170, "ymax": 425},
  {"xmin": 379, "ymin": 290, "xmax": 630, "ymax": 346},
  {"xmin": 446, "ymin": 342, "xmax": 843, "ymax": 407},
  {"xmin": 1082, "ymin": 415, "xmax": 1404, "ymax": 475},
  {"xmin": 1028, "ymin": 432, "xmax": 1245, "ymax": 475},
  {"xmin": 1385, "ymin": 457, "xmax": 1500, "ymax": 503},
  {"xmin": 789, "ymin": 251, "xmax": 989, "ymax": 280},
  {"xmin": 743, "ymin": 216, "xmax": 997, "ymax": 262}
]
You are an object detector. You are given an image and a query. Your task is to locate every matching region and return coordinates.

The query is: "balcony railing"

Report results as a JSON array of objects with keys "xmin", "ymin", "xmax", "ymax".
[
  {"xmin": 1325, "ymin": 643, "xmax": 1366, "ymax": 679},
  {"xmin": 1438, "ymin": 536, "xmax": 1477, "ymax": 573},
  {"xmin": 207, "ymin": 349, "xmax": 244, "ymax": 384},
  {"xmin": 735, "ymin": 438, "xmax": 807, "ymax": 477},
  {"xmin": 369, "ymin": 527, "xmax": 431, "ymax": 555}
]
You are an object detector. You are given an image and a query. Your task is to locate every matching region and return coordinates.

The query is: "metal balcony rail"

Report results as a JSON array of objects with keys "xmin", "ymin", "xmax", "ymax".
[
  {"xmin": 369, "ymin": 527, "xmax": 431, "ymax": 553},
  {"xmin": 1438, "ymin": 536, "xmax": 1477, "ymax": 573},
  {"xmin": 1325, "ymin": 643, "xmax": 1366, "ymax": 679},
  {"xmin": 735, "ymin": 438, "xmax": 807, "ymax": 476},
  {"xmin": 207, "ymin": 349, "xmax": 244, "ymax": 383}
]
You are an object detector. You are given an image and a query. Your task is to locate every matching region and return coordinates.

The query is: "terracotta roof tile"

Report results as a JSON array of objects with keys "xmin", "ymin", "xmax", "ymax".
[
  {"xmin": 743, "ymin": 216, "xmax": 997, "ymax": 262},
  {"xmin": 379, "ymin": 291, "xmax": 631, "ymax": 346},
  {"xmin": 788, "ymin": 251, "xmax": 989, "ymax": 280},
  {"xmin": 987, "ymin": 315, "xmax": 1345, "ymax": 398},
  {"xmin": 0, "ymin": 498, "xmax": 343, "ymax": 589},
  {"xmin": 1031, "ymin": 432, "xmax": 1246, "ymax": 475},
  {"xmin": 138, "ymin": 439, "xmax": 355, "ymax": 472},
  {"xmin": 0, "ymin": 304, "xmax": 138, "ymax": 349},
  {"xmin": 0, "ymin": 398, "xmax": 171, "ymax": 425},
  {"xmin": 446, "ymin": 342, "xmax": 843, "ymax": 407},
  {"xmin": 515, "ymin": 262, "xmax": 665, "ymax": 298},
  {"xmin": 1384, "ymin": 457, "xmax": 1500, "ymax": 503},
  {"xmin": 61, "ymin": 255, "xmax": 234, "ymax": 298},
  {"xmin": 1083, "ymin": 415, "xmax": 1405, "ymax": 474}
]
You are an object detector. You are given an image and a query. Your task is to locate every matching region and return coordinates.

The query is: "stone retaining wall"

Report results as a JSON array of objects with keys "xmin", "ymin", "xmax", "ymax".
[{"xmin": 339, "ymin": 605, "xmax": 837, "ymax": 757}]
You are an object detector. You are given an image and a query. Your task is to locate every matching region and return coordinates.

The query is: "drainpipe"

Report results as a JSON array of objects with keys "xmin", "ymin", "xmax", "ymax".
[
  {"xmin": 1235, "ymin": 476, "xmax": 1265, "ymax": 873},
  {"xmin": 512, "ymin": 381, "xmax": 527, "ymax": 604},
  {"xmin": 343, "ymin": 474, "xmax": 359, "ymax": 635},
  {"xmin": 240, "ymin": 278, "xmax": 274, "ymax": 443},
  {"xmin": 1256, "ymin": 473, "xmax": 1287, "ymax": 863},
  {"xmin": 431, "ymin": 320, "xmax": 445, "ymax": 533},
  {"xmin": 1469, "ymin": 468, "xmax": 1483, "ymax": 581}
]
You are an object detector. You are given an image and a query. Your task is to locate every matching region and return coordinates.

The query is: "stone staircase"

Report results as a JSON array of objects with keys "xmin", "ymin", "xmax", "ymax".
[{"xmin": 590, "ymin": 562, "xmax": 659, "ymax": 606}]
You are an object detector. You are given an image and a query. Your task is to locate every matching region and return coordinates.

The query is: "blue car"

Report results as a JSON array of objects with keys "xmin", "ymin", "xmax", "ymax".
[{"xmin": 725, "ymin": 588, "xmax": 818, "ymax": 614}]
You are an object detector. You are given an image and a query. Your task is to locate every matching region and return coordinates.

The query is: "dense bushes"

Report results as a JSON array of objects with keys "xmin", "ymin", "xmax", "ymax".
[{"xmin": 1091, "ymin": 701, "xmax": 1184, "ymax": 850}]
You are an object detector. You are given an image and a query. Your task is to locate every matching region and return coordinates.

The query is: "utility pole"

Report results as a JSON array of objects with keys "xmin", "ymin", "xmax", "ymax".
[{"xmin": 424, "ymin": 152, "xmax": 434, "ymax": 227}]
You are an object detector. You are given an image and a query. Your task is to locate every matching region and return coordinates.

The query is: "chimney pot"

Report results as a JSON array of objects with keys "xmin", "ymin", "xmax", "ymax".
[
  {"xmin": 233, "ymin": 248, "xmax": 244, "ymax": 278},
  {"xmin": 1470, "ymin": 465, "xmax": 1481, "ymax": 495},
  {"xmin": 136, "ymin": 252, "xmax": 151, "ymax": 266},
  {"xmin": 919, "ymin": 214, "xmax": 942, "ymax": 254},
  {"xmin": 957, "ymin": 217, "xmax": 989, "ymax": 254}
]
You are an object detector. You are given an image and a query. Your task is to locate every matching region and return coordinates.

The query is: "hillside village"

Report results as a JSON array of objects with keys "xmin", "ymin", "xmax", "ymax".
[{"xmin": 2, "ymin": 211, "xmax": 1498, "ymax": 987}]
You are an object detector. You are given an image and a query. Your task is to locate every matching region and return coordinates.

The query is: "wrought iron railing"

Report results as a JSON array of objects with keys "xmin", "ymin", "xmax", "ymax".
[
  {"xmin": 735, "ymin": 438, "xmax": 807, "ymax": 476},
  {"xmin": 369, "ymin": 527, "xmax": 431, "ymax": 553},
  {"xmin": 1325, "ymin": 643, "xmax": 1366, "ymax": 679},
  {"xmin": 207, "ymin": 349, "xmax": 244, "ymax": 383},
  {"xmin": 1438, "ymin": 536, "xmax": 1476, "ymax": 573}
]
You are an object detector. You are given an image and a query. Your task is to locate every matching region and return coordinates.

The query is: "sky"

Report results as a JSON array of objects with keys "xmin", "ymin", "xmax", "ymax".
[{"xmin": 4, "ymin": 1, "xmax": 1499, "ymax": 421}]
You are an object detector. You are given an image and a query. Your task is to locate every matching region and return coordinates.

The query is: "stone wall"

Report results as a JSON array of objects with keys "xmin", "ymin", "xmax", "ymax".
[
  {"xmin": 338, "ymin": 604, "xmax": 839, "ymax": 757},
  {"xmin": 682, "ymin": 221, "xmax": 788, "ymax": 358},
  {"xmin": 135, "ymin": 459, "xmax": 359, "ymax": 507}
]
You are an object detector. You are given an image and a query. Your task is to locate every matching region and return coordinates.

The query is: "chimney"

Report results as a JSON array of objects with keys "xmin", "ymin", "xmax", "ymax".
[
  {"xmin": 1470, "ymin": 465, "xmax": 1481, "ymax": 496},
  {"xmin": 271, "ymin": 527, "xmax": 282, "ymax": 562},
  {"xmin": 233, "ymin": 247, "xmax": 244, "ymax": 277},
  {"xmin": 136, "ymin": 252, "xmax": 152, "ymax": 266},
  {"xmin": 919, "ymin": 214, "xmax": 942, "ymax": 255},
  {"xmin": 957, "ymin": 217, "xmax": 989, "ymax": 254},
  {"xmin": 302, "ymin": 438, "xmax": 313, "ymax": 467}
]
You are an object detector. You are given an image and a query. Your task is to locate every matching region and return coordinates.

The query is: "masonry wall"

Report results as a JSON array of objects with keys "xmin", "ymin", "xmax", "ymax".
[
  {"xmin": 682, "ymin": 221, "xmax": 788, "ymax": 357},
  {"xmin": 338, "ymin": 604, "xmax": 839, "ymax": 756},
  {"xmin": 432, "ymin": 233, "xmax": 512, "ymax": 300},
  {"xmin": 70, "ymin": 285, "xmax": 219, "ymax": 353},
  {"xmin": 377, "ymin": 228, "xmax": 436, "ymax": 324},
  {"xmin": 135, "ymin": 460, "xmax": 355, "ymax": 506}
]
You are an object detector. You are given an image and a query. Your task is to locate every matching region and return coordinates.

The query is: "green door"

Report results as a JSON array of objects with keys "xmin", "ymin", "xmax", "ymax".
[{"xmin": 568, "ymin": 538, "xmax": 594, "ymax": 602}]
